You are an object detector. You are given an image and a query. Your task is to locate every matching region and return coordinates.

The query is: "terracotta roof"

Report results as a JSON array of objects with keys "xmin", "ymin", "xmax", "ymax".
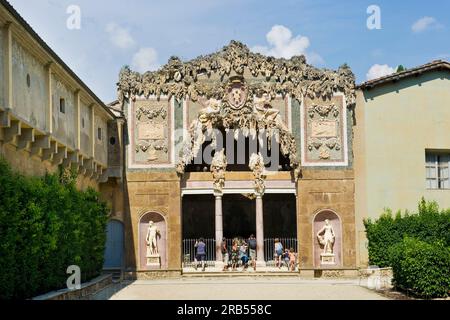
[
  {"xmin": 0, "ymin": 0, "xmax": 116, "ymax": 119},
  {"xmin": 357, "ymin": 60, "xmax": 450, "ymax": 90}
]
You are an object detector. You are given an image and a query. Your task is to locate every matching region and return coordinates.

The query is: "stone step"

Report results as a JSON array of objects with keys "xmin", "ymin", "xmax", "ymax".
[
  {"xmin": 182, "ymin": 271, "xmax": 301, "ymax": 277},
  {"xmin": 102, "ymin": 270, "xmax": 123, "ymax": 283}
]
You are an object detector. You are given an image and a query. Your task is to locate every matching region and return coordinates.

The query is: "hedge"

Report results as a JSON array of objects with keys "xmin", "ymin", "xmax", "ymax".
[
  {"xmin": 364, "ymin": 198, "xmax": 450, "ymax": 298},
  {"xmin": 0, "ymin": 157, "xmax": 109, "ymax": 299},
  {"xmin": 388, "ymin": 237, "xmax": 450, "ymax": 299},
  {"xmin": 364, "ymin": 198, "xmax": 450, "ymax": 267}
]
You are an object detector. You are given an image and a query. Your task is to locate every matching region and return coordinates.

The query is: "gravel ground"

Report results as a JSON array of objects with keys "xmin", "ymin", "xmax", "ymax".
[{"xmin": 108, "ymin": 277, "xmax": 389, "ymax": 300}]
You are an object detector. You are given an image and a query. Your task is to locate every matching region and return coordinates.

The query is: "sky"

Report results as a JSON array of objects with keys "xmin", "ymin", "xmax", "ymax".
[{"xmin": 7, "ymin": 0, "xmax": 450, "ymax": 103}]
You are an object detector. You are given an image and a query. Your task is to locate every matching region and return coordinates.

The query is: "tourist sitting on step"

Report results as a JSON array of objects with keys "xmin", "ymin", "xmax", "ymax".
[
  {"xmin": 282, "ymin": 248, "xmax": 290, "ymax": 269},
  {"xmin": 239, "ymin": 241, "xmax": 249, "ymax": 270}
]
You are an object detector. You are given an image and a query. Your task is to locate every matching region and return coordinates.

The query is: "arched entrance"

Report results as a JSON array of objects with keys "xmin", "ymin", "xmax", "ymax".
[{"xmin": 103, "ymin": 220, "xmax": 124, "ymax": 270}]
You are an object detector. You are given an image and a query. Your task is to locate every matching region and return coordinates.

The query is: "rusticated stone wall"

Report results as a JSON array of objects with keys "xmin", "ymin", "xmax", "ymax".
[
  {"xmin": 297, "ymin": 169, "xmax": 356, "ymax": 269},
  {"xmin": 124, "ymin": 171, "xmax": 182, "ymax": 271},
  {"xmin": 0, "ymin": 141, "xmax": 100, "ymax": 191}
]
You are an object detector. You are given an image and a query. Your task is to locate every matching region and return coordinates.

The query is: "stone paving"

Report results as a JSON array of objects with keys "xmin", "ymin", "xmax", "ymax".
[{"xmin": 109, "ymin": 277, "xmax": 389, "ymax": 300}]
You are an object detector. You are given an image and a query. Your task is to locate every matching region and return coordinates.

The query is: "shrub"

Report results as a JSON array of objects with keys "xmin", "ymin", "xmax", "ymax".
[
  {"xmin": 0, "ymin": 157, "xmax": 109, "ymax": 299},
  {"xmin": 364, "ymin": 198, "xmax": 450, "ymax": 267},
  {"xmin": 388, "ymin": 237, "xmax": 450, "ymax": 298}
]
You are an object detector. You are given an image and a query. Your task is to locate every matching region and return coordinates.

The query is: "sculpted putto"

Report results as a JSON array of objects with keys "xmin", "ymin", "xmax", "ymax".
[
  {"xmin": 249, "ymin": 152, "xmax": 266, "ymax": 195},
  {"xmin": 197, "ymin": 97, "xmax": 221, "ymax": 126},
  {"xmin": 211, "ymin": 149, "xmax": 227, "ymax": 193},
  {"xmin": 253, "ymin": 94, "xmax": 279, "ymax": 122}
]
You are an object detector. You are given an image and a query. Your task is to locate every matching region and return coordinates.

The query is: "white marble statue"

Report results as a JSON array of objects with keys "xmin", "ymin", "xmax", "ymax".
[
  {"xmin": 316, "ymin": 219, "xmax": 335, "ymax": 254},
  {"xmin": 146, "ymin": 221, "xmax": 160, "ymax": 256}
]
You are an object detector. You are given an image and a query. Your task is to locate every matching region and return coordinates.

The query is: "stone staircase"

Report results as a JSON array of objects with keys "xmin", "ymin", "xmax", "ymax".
[{"xmin": 102, "ymin": 269, "xmax": 123, "ymax": 283}]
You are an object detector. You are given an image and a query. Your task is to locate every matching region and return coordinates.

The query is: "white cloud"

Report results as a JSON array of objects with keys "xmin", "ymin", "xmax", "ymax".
[
  {"xmin": 106, "ymin": 23, "xmax": 135, "ymax": 49},
  {"xmin": 366, "ymin": 64, "xmax": 395, "ymax": 80},
  {"xmin": 411, "ymin": 17, "xmax": 442, "ymax": 33},
  {"xmin": 251, "ymin": 25, "xmax": 324, "ymax": 65},
  {"xmin": 132, "ymin": 47, "xmax": 159, "ymax": 72}
]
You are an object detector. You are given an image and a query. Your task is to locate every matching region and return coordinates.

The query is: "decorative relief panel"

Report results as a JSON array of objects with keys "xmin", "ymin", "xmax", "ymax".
[
  {"xmin": 301, "ymin": 94, "xmax": 348, "ymax": 166},
  {"xmin": 131, "ymin": 98, "xmax": 172, "ymax": 166}
]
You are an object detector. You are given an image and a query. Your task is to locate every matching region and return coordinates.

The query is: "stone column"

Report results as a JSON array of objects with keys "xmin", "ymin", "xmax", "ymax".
[
  {"xmin": 215, "ymin": 194, "xmax": 223, "ymax": 266},
  {"xmin": 256, "ymin": 194, "xmax": 265, "ymax": 266}
]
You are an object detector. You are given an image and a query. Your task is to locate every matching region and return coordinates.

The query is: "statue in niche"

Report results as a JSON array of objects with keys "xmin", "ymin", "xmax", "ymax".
[
  {"xmin": 146, "ymin": 221, "xmax": 161, "ymax": 257},
  {"xmin": 317, "ymin": 219, "xmax": 335, "ymax": 255}
]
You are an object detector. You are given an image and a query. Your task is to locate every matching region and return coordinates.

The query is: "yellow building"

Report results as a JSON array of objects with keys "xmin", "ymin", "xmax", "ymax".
[
  {"xmin": 0, "ymin": 1, "xmax": 116, "ymax": 190},
  {"xmin": 354, "ymin": 60, "xmax": 450, "ymax": 266}
]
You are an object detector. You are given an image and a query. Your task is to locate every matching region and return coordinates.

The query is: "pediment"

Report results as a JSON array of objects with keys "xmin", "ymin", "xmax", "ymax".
[{"xmin": 117, "ymin": 41, "xmax": 356, "ymax": 107}]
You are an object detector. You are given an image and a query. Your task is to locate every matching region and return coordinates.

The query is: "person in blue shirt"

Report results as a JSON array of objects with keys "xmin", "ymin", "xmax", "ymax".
[
  {"xmin": 194, "ymin": 238, "xmax": 207, "ymax": 271},
  {"xmin": 239, "ymin": 241, "xmax": 249, "ymax": 270}
]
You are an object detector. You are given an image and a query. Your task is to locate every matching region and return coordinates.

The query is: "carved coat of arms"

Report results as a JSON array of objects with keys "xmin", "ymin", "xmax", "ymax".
[{"xmin": 227, "ymin": 81, "xmax": 248, "ymax": 109}]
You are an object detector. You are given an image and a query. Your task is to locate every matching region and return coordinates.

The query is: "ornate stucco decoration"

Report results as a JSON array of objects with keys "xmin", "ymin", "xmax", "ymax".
[
  {"xmin": 134, "ymin": 99, "xmax": 171, "ymax": 164},
  {"xmin": 227, "ymin": 79, "xmax": 248, "ymax": 110},
  {"xmin": 117, "ymin": 41, "xmax": 356, "ymax": 107},
  {"xmin": 249, "ymin": 152, "xmax": 266, "ymax": 195},
  {"xmin": 136, "ymin": 106, "xmax": 167, "ymax": 121},
  {"xmin": 117, "ymin": 40, "xmax": 356, "ymax": 172},
  {"xmin": 210, "ymin": 149, "xmax": 227, "ymax": 194},
  {"xmin": 306, "ymin": 102, "xmax": 342, "ymax": 161},
  {"xmin": 175, "ymin": 78, "xmax": 301, "ymax": 178}
]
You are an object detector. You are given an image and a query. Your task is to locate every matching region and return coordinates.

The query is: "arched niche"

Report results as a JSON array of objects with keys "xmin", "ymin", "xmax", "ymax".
[
  {"xmin": 139, "ymin": 211, "xmax": 167, "ymax": 270},
  {"xmin": 313, "ymin": 210, "xmax": 342, "ymax": 268}
]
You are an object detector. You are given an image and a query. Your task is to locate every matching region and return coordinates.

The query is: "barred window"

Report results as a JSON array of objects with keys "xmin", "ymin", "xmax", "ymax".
[
  {"xmin": 426, "ymin": 152, "xmax": 450, "ymax": 189},
  {"xmin": 97, "ymin": 127, "xmax": 102, "ymax": 141},
  {"xmin": 59, "ymin": 98, "xmax": 65, "ymax": 114}
]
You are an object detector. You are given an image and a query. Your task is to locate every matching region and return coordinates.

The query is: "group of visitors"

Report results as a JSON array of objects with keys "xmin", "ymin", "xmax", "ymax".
[
  {"xmin": 193, "ymin": 236, "xmax": 297, "ymax": 272},
  {"xmin": 222, "ymin": 234, "xmax": 257, "ymax": 271},
  {"xmin": 274, "ymin": 238, "xmax": 297, "ymax": 271}
]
